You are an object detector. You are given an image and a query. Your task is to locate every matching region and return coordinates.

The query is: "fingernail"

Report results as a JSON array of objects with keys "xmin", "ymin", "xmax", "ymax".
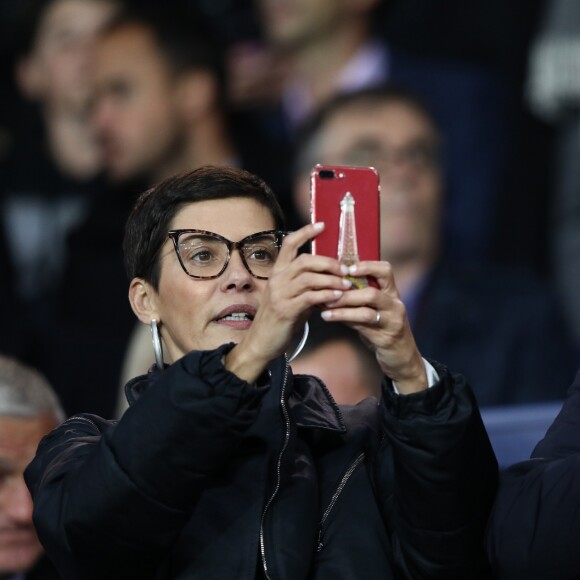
[
  {"xmin": 313, "ymin": 222, "xmax": 325, "ymax": 231},
  {"xmin": 348, "ymin": 265, "xmax": 357, "ymax": 275},
  {"xmin": 340, "ymin": 264, "xmax": 349, "ymax": 275},
  {"xmin": 321, "ymin": 311, "xmax": 332, "ymax": 320},
  {"xmin": 333, "ymin": 290, "xmax": 343, "ymax": 297},
  {"xmin": 342, "ymin": 278, "xmax": 353, "ymax": 288}
]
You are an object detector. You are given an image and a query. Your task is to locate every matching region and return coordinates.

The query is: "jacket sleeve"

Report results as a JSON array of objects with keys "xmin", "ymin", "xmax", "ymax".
[
  {"xmin": 486, "ymin": 373, "xmax": 580, "ymax": 580},
  {"xmin": 24, "ymin": 345, "xmax": 269, "ymax": 580},
  {"xmin": 377, "ymin": 360, "xmax": 498, "ymax": 579}
]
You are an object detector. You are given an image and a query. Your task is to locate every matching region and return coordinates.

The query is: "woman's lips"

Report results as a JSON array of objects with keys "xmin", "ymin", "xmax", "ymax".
[
  {"xmin": 213, "ymin": 304, "xmax": 256, "ymax": 330},
  {"xmin": 215, "ymin": 315, "xmax": 253, "ymax": 330}
]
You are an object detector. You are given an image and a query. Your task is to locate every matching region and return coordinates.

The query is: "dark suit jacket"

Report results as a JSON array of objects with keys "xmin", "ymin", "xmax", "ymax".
[
  {"xmin": 486, "ymin": 371, "xmax": 580, "ymax": 579},
  {"xmin": 412, "ymin": 260, "xmax": 578, "ymax": 407},
  {"xmin": 23, "ymin": 555, "xmax": 61, "ymax": 579}
]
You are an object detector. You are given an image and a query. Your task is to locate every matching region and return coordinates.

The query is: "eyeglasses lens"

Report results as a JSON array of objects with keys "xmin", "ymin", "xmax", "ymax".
[{"xmin": 177, "ymin": 233, "xmax": 281, "ymax": 278}]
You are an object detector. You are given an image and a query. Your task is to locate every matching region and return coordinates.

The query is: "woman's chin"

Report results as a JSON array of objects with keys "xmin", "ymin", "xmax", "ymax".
[{"xmin": 188, "ymin": 324, "xmax": 251, "ymax": 352}]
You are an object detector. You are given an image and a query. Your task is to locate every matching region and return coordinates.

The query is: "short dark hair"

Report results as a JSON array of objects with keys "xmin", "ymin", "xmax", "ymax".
[
  {"xmin": 295, "ymin": 83, "xmax": 441, "ymax": 176},
  {"xmin": 123, "ymin": 166, "xmax": 285, "ymax": 288},
  {"xmin": 102, "ymin": 1, "xmax": 226, "ymax": 101}
]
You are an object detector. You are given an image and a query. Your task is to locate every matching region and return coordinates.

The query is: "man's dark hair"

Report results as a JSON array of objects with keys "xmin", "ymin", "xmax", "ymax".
[
  {"xmin": 124, "ymin": 166, "xmax": 285, "ymax": 288},
  {"xmin": 295, "ymin": 83, "xmax": 442, "ymax": 176},
  {"xmin": 102, "ymin": 1, "xmax": 226, "ymax": 102}
]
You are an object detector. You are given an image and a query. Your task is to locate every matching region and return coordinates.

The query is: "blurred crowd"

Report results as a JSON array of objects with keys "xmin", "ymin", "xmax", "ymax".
[{"xmin": 0, "ymin": 0, "xmax": 578, "ymax": 422}]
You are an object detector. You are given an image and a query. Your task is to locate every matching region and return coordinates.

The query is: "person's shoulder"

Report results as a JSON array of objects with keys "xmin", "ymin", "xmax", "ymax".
[{"xmin": 40, "ymin": 414, "xmax": 115, "ymax": 449}]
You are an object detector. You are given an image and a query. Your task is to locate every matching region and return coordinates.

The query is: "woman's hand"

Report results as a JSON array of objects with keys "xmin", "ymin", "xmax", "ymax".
[
  {"xmin": 225, "ymin": 223, "xmax": 349, "ymax": 383},
  {"xmin": 320, "ymin": 261, "xmax": 428, "ymax": 395}
]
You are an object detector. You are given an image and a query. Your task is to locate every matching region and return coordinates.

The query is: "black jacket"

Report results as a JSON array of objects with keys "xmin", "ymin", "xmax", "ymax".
[
  {"xmin": 413, "ymin": 260, "xmax": 577, "ymax": 406},
  {"xmin": 26, "ymin": 345, "xmax": 497, "ymax": 579},
  {"xmin": 486, "ymin": 370, "xmax": 580, "ymax": 579},
  {"xmin": 25, "ymin": 555, "xmax": 61, "ymax": 580}
]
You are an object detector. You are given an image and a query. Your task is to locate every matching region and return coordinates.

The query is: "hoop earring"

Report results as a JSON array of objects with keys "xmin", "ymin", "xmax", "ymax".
[
  {"xmin": 150, "ymin": 319, "xmax": 164, "ymax": 370},
  {"xmin": 288, "ymin": 321, "xmax": 309, "ymax": 363}
]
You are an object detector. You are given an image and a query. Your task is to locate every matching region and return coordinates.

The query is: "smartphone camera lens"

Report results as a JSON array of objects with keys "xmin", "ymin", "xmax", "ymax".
[{"xmin": 318, "ymin": 169, "xmax": 335, "ymax": 179}]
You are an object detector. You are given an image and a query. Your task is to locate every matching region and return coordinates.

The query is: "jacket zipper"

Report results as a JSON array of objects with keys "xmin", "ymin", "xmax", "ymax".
[
  {"xmin": 260, "ymin": 361, "xmax": 291, "ymax": 580},
  {"xmin": 317, "ymin": 451, "xmax": 365, "ymax": 552},
  {"xmin": 63, "ymin": 415, "xmax": 100, "ymax": 431}
]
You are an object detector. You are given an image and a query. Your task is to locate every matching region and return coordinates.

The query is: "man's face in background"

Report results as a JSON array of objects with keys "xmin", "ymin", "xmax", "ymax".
[
  {"xmin": 91, "ymin": 24, "xmax": 186, "ymax": 183},
  {"xmin": 294, "ymin": 100, "xmax": 443, "ymax": 265},
  {"xmin": 0, "ymin": 414, "xmax": 57, "ymax": 574}
]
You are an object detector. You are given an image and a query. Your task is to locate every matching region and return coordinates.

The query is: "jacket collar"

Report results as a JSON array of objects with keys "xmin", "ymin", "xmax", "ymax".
[
  {"xmin": 124, "ymin": 358, "xmax": 346, "ymax": 434},
  {"xmin": 124, "ymin": 364, "xmax": 160, "ymax": 407},
  {"xmin": 289, "ymin": 371, "xmax": 346, "ymax": 433}
]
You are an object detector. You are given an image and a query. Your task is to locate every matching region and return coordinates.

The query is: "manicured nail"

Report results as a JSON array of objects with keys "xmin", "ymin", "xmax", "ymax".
[
  {"xmin": 342, "ymin": 279, "xmax": 353, "ymax": 288},
  {"xmin": 340, "ymin": 264, "xmax": 349, "ymax": 275},
  {"xmin": 321, "ymin": 310, "xmax": 332, "ymax": 320},
  {"xmin": 313, "ymin": 222, "xmax": 325, "ymax": 231},
  {"xmin": 348, "ymin": 265, "xmax": 357, "ymax": 275},
  {"xmin": 333, "ymin": 290, "xmax": 343, "ymax": 297}
]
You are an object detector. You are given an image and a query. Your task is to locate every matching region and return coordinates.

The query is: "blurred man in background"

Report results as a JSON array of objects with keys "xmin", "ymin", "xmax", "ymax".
[
  {"xmin": 231, "ymin": 0, "xmax": 510, "ymax": 262},
  {"xmin": 0, "ymin": 354, "xmax": 64, "ymax": 580},
  {"xmin": 294, "ymin": 85, "xmax": 577, "ymax": 406},
  {"xmin": 0, "ymin": 0, "xmax": 118, "ymax": 375},
  {"xmin": 91, "ymin": 3, "xmax": 236, "ymax": 185},
  {"xmin": 289, "ymin": 316, "xmax": 382, "ymax": 405},
  {"xmin": 52, "ymin": 2, "xmax": 240, "ymax": 418}
]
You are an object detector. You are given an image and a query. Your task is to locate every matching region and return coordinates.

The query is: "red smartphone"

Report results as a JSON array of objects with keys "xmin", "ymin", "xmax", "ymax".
[{"xmin": 310, "ymin": 164, "xmax": 380, "ymax": 263}]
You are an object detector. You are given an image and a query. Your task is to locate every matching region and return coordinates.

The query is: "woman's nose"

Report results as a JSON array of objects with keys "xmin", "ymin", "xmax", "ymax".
[{"xmin": 220, "ymin": 250, "xmax": 255, "ymax": 291}]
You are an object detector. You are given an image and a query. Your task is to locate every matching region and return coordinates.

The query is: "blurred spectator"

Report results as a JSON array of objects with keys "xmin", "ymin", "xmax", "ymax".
[
  {"xmin": 0, "ymin": 0, "xmax": 119, "ymax": 419},
  {"xmin": 527, "ymin": 0, "xmax": 580, "ymax": 348},
  {"xmin": 290, "ymin": 315, "xmax": 382, "ymax": 405},
  {"xmin": 0, "ymin": 354, "xmax": 64, "ymax": 579},
  {"xmin": 51, "ymin": 2, "xmax": 240, "ymax": 417},
  {"xmin": 485, "ymin": 368, "xmax": 580, "ymax": 578},
  {"xmin": 293, "ymin": 85, "xmax": 577, "ymax": 406},
  {"xmin": 92, "ymin": 3, "xmax": 235, "ymax": 185},
  {"xmin": 1, "ymin": 0, "xmax": 118, "ymax": 321},
  {"xmin": 230, "ymin": 0, "xmax": 511, "ymax": 263}
]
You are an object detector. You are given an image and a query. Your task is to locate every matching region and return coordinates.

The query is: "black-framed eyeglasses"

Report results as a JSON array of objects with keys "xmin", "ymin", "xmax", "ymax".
[{"xmin": 167, "ymin": 229, "xmax": 288, "ymax": 279}]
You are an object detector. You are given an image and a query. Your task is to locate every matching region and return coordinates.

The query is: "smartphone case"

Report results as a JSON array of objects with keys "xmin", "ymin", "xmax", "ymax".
[{"xmin": 310, "ymin": 164, "xmax": 380, "ymax": 262}]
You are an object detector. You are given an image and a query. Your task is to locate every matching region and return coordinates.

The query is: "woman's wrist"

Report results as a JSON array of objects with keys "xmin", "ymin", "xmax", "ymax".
[{"xmin": 224, "ymin": 340, "xmax": 269, "ymax": 384}]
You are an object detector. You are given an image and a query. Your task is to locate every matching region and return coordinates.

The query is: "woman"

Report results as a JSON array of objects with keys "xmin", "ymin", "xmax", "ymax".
[{"xmin": 25, "ymin": 166, "xmax": 497, "ymax": 579}]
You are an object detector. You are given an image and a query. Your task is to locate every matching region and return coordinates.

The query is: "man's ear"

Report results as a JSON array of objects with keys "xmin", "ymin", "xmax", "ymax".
[
  {"xmin": 176, "ymin": 69, "xmax": 218, "ymax": 122},
  {"xmin": 128, "ymin": 278, "xmax": 160, "ymax": 324}
]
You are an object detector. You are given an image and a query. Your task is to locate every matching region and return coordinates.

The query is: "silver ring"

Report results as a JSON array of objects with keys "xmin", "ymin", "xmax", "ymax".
[{"xmin": 374, "ymin": 310, "xmax": 381, "ymax": 326}]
